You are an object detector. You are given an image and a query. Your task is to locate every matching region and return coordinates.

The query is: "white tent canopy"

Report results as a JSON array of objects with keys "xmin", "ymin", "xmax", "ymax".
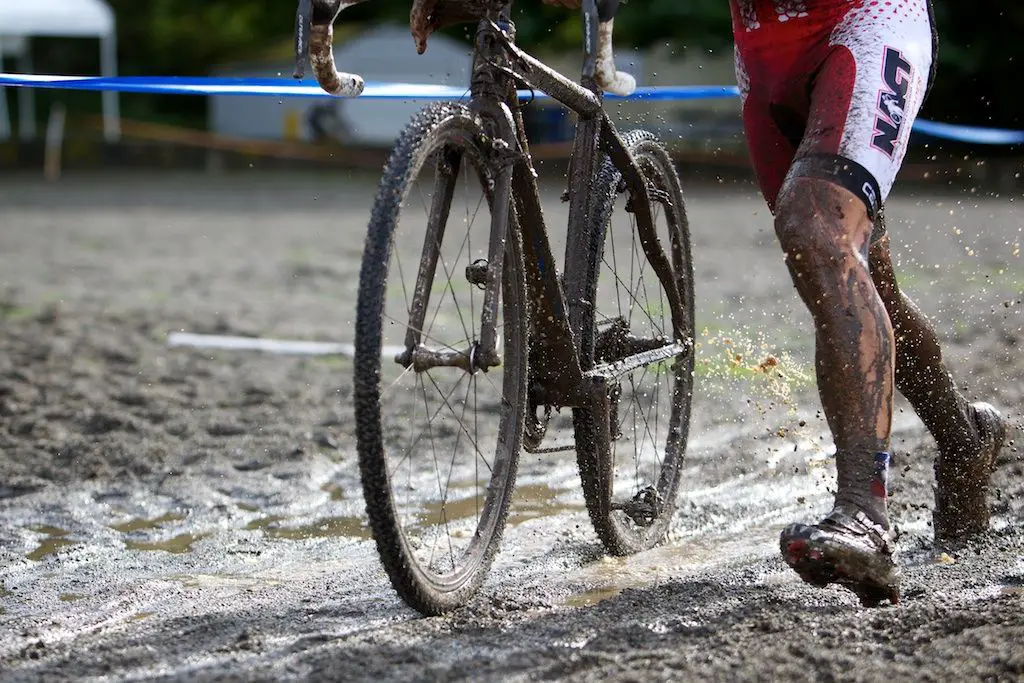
[{"xmin": 0, "ymin": 0, "xmax": 120, "ymax": 141}]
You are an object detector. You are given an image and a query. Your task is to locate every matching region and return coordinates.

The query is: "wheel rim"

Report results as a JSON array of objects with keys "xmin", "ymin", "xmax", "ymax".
[
  {"xmin": 593, "ymin": 149, "xmax": 693, "ymax": 545},
  {"xmin": 366, "ymin": 131, "xmax": 523, "ymax": 591}
]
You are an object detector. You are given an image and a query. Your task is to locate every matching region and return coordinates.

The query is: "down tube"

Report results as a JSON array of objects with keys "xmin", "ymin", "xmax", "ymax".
[{"xmin": 508, "ymin": 100, "xmax": 585, "ymax": 402}]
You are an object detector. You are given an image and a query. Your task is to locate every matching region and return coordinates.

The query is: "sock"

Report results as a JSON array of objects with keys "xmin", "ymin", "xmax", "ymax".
[{"xmin": 834, "ymin": 449, "xmax": 891, "ymax": 530}]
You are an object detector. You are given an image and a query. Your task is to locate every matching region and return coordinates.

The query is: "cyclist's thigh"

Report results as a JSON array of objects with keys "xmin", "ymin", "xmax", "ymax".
[
  {"xmin": 742, "ymin": 95, "xmax": 799, "ymax": 213},
  {"xmin": 791, "ymin": 1, "xmax": 934, "ymax": 218},
  {"xmin": 734, "ymin": 45, "xmax": 804, "ymax": 213}
]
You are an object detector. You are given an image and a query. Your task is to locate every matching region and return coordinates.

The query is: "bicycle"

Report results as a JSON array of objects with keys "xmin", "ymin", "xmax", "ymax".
[{"xmin": 295, "ymin": 0, "xmax": 695, "ymax": 615}]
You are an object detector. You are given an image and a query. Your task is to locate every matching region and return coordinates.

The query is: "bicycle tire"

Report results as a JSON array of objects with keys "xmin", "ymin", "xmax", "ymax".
[
  {"xmin": 354, "ymin": 102, "xmax": 527, "ymax": 615},
  {"xmin": 573, "ymin": 129, "xmax": 696, "ymax": 555}
]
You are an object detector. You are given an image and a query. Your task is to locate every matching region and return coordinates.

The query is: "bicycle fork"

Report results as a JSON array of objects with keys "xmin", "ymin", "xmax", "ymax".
[{"xmin": 395, "ymin": 104, "xmax": 519, "ymax": 376}]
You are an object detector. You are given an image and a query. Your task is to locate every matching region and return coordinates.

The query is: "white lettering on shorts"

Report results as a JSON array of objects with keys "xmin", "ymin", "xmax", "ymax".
[{"xmin": 862, "ymin": 181, "xmax": 877, "ymax": 211}]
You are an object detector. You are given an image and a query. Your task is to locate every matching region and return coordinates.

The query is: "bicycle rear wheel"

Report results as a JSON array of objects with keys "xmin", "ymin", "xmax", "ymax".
[
  {"xmin": 354, "ymin": 103, "xmax": 527, "ymax": 615},
  {"xmin": 573, "ymin": 130, "xmax": 695, "ymax": 555}
]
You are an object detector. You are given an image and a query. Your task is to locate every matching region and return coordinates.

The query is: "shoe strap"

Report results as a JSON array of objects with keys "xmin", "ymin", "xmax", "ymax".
[{"xmin": 820, "ymin": 507, "xmax": 895, "ymax": 555}]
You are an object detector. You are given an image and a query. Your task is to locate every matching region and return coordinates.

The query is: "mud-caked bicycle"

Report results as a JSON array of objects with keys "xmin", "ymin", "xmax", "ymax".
[{"xmin": 295, "ymin": 0, "xmax": 695, "ymax": 615}]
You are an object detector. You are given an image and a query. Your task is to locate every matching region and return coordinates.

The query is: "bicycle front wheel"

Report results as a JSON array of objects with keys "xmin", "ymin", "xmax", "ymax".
[
  {"xmin": 354, "ymin": 103, "xmax": 527, "ymax": 615},
  {"xmin": 573, "ymin": 130, "xmax": 696, "ymax": 555}
]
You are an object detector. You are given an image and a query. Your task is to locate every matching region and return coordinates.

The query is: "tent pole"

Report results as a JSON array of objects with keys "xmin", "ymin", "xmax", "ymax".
[
  {"xmin": 0, "ymin": 39, "xmax": 10, "ymax": 141},
  {"xmin": 18, "ymin": 46, "xmax": 37, "ymax": 141},
  {"xmin": 100, "ymin": 33, "xmax": 120, "ymax": 141}
]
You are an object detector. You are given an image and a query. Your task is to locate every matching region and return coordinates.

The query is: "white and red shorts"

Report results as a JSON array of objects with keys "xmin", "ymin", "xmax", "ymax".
[{"xmin": 731, "ymin": 0, "xmax": 936, "ymax": 219}]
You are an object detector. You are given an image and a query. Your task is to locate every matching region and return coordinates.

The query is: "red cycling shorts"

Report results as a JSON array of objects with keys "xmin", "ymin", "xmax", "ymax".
[{"xmin": 730, "ymin": 0, "xmax": 936, "ymax": 219}]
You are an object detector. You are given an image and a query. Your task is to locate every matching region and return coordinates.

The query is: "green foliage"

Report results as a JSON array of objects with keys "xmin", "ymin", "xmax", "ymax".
[
  {"xmin": 105, "ymin": 0, "xmax": 293, "ymax": 75},
  {"xmin": 510, "ymin": 0, "xmax": 733, "ymax": 53},
  {"xmin": 923, "ymin": 2, "xmax": 1024, "ymax": 128}
]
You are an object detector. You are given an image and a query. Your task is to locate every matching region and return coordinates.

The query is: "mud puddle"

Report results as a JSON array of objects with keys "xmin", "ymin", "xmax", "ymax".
[{"xmin": 24, "ymin": 527, "xmax": 78, "ymax": 562}]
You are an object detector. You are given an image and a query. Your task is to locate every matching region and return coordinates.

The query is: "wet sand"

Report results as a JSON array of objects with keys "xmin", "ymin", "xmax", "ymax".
[{"xmin": 0, "ymin": 169, "xmax": 1022, "ymax": 681}]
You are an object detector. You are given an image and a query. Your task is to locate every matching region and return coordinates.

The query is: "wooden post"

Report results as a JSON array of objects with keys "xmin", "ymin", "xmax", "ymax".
[{"xmin": 44, "ymin": 103, "xmax": 66, "ymax": 182}]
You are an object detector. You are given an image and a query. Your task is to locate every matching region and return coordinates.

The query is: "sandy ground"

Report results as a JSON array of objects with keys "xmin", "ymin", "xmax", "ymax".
[{"xmin": 0, "ymin": 167, "xmax": 1022, "ymax": 682}]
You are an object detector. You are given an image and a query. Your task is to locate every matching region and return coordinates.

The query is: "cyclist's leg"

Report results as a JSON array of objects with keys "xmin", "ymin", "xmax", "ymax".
[
  {"xmin": 734, "ymin": 23, "xmax": 892, "ymax": 503},
  {"xmin": 772, "ymin": 1, "xmax": 937, "ymax": 604},
  {"xmin": 773, "ymin": 42, "xmax": 912, "ymax": 531},
  {"xmin": 868, "ymin": 220, "xmax": 1007, "ymax": 539},
  {"xmin": 734, "ymin": 41, "xmax": 879, "ymax": 462},
  {"xmin": 736, "ymin": 29, "xmax": 898, "ymax": 603},
  {"xmin": 776, "ymin": 181, "xmax": 893, "ymax": 520},
  {"xmin": 828, "ymin": 0, "xmax": 1007, "ymax": 540}
]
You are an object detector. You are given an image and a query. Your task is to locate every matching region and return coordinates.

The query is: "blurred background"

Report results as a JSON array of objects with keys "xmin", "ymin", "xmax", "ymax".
[{"xmin": 0, "ymin": 0, "xmax": 1021, "ymax": 180}]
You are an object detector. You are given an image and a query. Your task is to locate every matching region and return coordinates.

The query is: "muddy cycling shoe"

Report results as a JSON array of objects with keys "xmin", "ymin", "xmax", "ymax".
[
  {"xmin": 780, "ymin": 507, "xmax": 899, "ymax": 607},
  {"xmin": 934, "ymin": 402, "xmax": 1008, "ymax": 541}
]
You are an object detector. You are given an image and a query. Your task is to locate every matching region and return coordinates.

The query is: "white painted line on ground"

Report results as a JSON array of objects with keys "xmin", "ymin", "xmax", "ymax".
[
  {"xmin": 167, "ymin": 332, "xmax": 355, "ymax": 356},
  {"xmin": 166, "ymin": 331, "xmax": 407, "ymax": 360}
]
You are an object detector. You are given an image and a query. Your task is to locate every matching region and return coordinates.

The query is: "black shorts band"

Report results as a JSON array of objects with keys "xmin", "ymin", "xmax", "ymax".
[{"xmin": 789, "ymin": 153, "xmax": 883, "ymax": 220}]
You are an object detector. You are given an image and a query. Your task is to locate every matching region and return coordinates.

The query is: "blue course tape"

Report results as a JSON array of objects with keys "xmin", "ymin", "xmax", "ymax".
[
  {"xmin": 1, "ymin": 73, "xmax": 1021, "ymax": 145},
  {"xmin": 910, "ymin": 119, "xmax": 1024, "ymax": 146},
  {"xmin": 0, "ymin": 74, "xmax": 740, "ymax": 101}
]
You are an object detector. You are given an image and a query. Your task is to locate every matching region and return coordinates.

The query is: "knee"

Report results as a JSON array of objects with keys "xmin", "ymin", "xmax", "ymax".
[{"xmin": 773, "ymin": 177, "xmax": 867, "ymax": 279}]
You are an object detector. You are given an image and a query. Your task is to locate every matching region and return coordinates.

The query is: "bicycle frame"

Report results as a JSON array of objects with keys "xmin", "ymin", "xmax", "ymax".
[{"xmin": 399, "ymin": 0, "xmax": 689, "ymax": 423}]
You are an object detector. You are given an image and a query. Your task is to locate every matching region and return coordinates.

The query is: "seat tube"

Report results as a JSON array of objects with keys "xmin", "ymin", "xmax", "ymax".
[{"xmin": 563, "ymin": 113, "xmax": 602, "ymax": 348}]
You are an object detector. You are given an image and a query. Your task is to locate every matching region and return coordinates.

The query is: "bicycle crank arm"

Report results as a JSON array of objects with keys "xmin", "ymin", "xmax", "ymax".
[{"xmin": 583, "ymin": 340, "xmax": 690, "ymax": 381}]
